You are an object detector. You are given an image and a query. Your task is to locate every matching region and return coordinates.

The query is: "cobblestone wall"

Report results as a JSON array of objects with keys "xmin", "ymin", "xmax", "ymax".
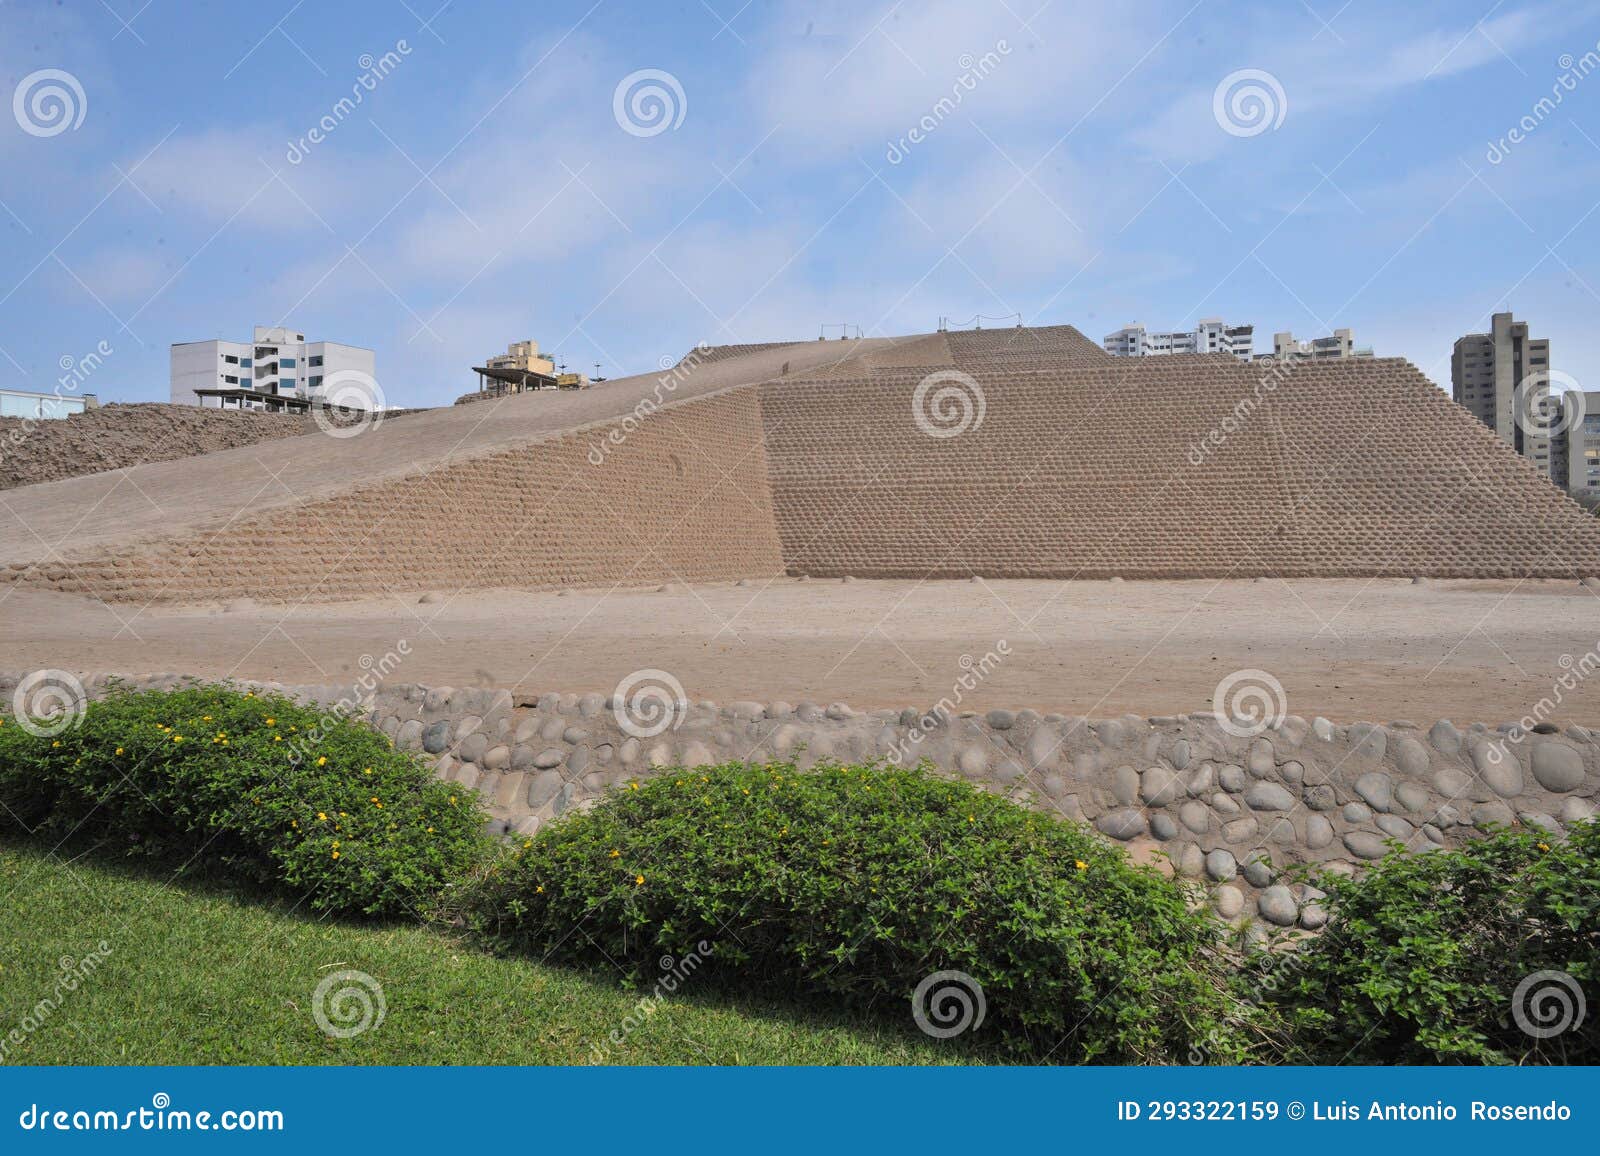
[{"xmin": 9, "ymin": 670, "xmax": 1594, "ymax": 933}]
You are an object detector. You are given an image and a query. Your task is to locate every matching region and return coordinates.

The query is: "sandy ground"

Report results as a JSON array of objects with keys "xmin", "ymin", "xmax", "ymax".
[{"xmin": 5, "ymin": 577, "xmax": 1600, "ymax": 725}]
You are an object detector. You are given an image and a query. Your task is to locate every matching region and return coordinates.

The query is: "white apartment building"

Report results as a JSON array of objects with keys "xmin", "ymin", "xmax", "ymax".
[
  {"xmin": 169, "ymin": 326, "xmax": 376, "ymax": 413},
  {"xmin": 1270, "ymin": 328, "xmax": 1373, "ymax": 361},
  {"xmin": 1103, "ymin": 318, "xmax": 1255, "ymax": 362}
]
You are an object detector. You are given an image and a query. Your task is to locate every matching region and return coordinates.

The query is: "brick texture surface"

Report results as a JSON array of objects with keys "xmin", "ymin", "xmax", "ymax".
[
  {"xmin": 10, "ymin": 389, "xmax": 782, "ymax": 602},
  {"xmin": 4, "ymin": 326, "xmax": 1599, "ymax": 601},
  {"xmin": 761, "ymin": 353, "xmax": 1600, "ymax": 578}
]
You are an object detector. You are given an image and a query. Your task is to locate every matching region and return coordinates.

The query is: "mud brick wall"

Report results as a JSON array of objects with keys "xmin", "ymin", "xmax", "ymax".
[
  {"xmin": 8, "ymin": 388, "xmax": 784, "ymax": 603},
  {"xmin": 760, "ymin": 356, "xmax": 1600, "ymax": 579}
]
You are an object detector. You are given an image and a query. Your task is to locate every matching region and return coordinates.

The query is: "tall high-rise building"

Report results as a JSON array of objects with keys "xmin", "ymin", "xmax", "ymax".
[
  {"xmin": 1451, "ymin": 312, "xmax": 1556, "ymax": 483},
  {"xmin": 1102, "ymin": 318, "xmax": 1254, "ymax": 361}
]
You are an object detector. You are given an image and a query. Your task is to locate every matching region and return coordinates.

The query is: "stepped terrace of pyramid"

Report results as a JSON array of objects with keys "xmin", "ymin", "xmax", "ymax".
[{"xmin": 2, "ymin": 324, "xmax": 1598, "ymax": 604}]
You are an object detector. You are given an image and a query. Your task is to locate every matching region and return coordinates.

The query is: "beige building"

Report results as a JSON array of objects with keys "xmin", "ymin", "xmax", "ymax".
[
  {"xmin": 1451, "ymin": 312, "xmax": 1556, "ymax": 483},
  {"xmin": 486, "ymin": 340, "xmax": 556, "ymax": 378},
  {"xmin": 464, "ymin": 339, "xmax": 591, "ymax": 404},
  {"xmin": 1270, "ymin": 328, "xmax": 1372, "ymax": 361}
]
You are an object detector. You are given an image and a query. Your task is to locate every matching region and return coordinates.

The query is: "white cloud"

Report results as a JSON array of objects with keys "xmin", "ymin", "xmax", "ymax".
[
  {"xmin": 1134, "ymin": 4, "xmax": 1559, "ymax": 165},
  {"xmin": 750, "ymin": 0, "xmax": 1141, "ymax": 162}
]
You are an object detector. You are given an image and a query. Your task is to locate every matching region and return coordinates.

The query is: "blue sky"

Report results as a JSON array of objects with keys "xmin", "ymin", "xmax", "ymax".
[{"xmin": 3, "ymin": 0, "xmax": 1600, "ymax": 408}]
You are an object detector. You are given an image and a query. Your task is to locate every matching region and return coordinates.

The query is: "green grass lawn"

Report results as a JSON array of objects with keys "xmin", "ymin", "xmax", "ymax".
[{"xmin": 0, "ymin": 841, "xmax": 980, "ymax": 1065}]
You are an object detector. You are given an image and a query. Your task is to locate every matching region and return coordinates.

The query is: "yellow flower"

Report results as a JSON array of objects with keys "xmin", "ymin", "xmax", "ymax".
[
  {"xmin": 448, "ymin": 796, "xmax": 456, "ymax": 805},
  {"xmin": 634, "ymin": 874, "xmax": 645, "ymax": 885},
  {"xmin": 536, "ymin": 885, "xmax": 545, "ymax": 894},
  {"xmin": 273, "ymin": 735, "xmax": 282, "ymax": 742},
  {"xmin": 51, "ymin": 741, "xmax": 60, "ymax": 748},
  {"xmin": 317, "ymin": 756, "xmax": 327, "ymax": 767},
  {"xmin": 317, "ymin": 812, "xmax": 327, "ymax": 821},
  {"xmin": 172, "ymin": 735, "xmax": 183, "ymax": 743},
  {"xmin": 1075, "ymin": 860, "xmax": 1088, "ymax": 871},
  {"xmin": 608, "ymin": 848, "xmax": 621, "ymax": 859},
  {"xmin": 1538, "ymin": 842, "xmax": 1551, "ymax": 852},
  {"xmin": 331, "ymin": 850, "xmax": 340, "ymax": 860},
  {"xmin": 265, "ymin": 718, "xmax": 275, "ymax": 726},
  {"xmin": 428, "ymin": 826, "xmax": 435, "ymax": 834},
  {"xmin": 364, "ymin": 768, "xmax": 373, "ymax": 776},
  {"xmin": 115, "ymin": 747, "xmax": 124, "ymax": 755},
  {"xmin": 203, "ymin": 715, "xmax": 212, "ymax": 722}
]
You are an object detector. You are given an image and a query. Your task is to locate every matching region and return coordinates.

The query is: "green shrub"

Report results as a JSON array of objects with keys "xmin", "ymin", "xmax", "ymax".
[
  {"xmin": 1266, "ymin": 822, "xmax": 1600, "ymax": 1064},
  {"xmin": 462, "ymin": 761, "xmax": 1260, "ymax": 1062},
  {"xmin": 0, "ymin": 684, "xmax": 486, "ymax": 917}
]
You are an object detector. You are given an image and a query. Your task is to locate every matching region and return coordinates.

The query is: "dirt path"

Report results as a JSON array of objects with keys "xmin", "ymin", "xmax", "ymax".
[{"xmin": 5, "ymin": 577, "xmax": 1598, "ymax": 724}]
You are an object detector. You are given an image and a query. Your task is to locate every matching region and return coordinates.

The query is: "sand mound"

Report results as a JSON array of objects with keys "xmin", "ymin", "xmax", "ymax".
[{"xmin": 0, "ymin": 403, "xmax": 312, "ymax": 491}]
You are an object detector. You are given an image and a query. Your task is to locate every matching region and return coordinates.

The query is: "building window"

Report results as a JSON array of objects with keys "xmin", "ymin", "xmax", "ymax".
[
  {"xmin": 224, "ymin": 354, "xmax": 239, "ymax": 364},
  {"xmin": 241, "ymin": 358, "xmax": 253, "ymax": 368},
  {"xmin": 280, "ymin": 357, "xmax": 296, "ymax": 367},
  {"xmin": 308, "ymin": 355, "xmax": 323, "ymax": 367},
  {"xmin": 223, "ymin": 375, "xmax": 239, "ymax": 384},
  {"xmin": 309, "ymin": 375, "xmax": 323, "ymax": 388}
]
